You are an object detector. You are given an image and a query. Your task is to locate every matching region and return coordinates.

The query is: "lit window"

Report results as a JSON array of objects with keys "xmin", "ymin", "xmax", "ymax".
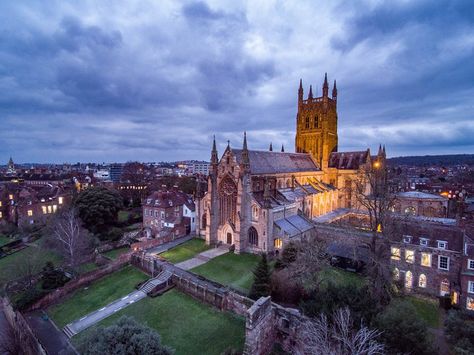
[
  {"xmin": 9, "ymin": 194, "xmax": 13, "ymax": 200},
  {"xmin": 27, "ymin": 210, "xmax": 33, "ymax": 217},
  {"xmin": 421, "ymin": 253, "xmax": 431, "ymax": 267},
  {"xmin": 440, "ymin": 279, "xmax": 450, "ymax": 296},
  {"xmin": 468, "ymin": 259, "xmax": 474, "ymax": 270},
  {"xmin": 403, "ymin": 235, "xmax": 412, "ymax": 244},
  {"xmin": 0, "ymin": 201, "xmax": 2, "ymax": 207},
  {"xmin": 42, "ymin": 206, "xmax": 47, "ymax": 214},
  {"xmin": 405, "ymin": 250, "xmax": 415, "ymax": 264},
  {"xmin": 53, "ymin": 205, "xmax": 57, "ymax": 213},
  {"xmin": 467, "ymin": 297, "xmax": 474, "ymax": 311},
  {"xmin": 419, "ymin": 274, "xmax": 427, "ymax": 288},
  {"xmin": 252, "ymin": 205, "xmax": 259, "ymax": 220},
  {"xmin": 393, "ymin": 268, "xmax": 400, "ymax": 280},
  {"xmin": 47, "ymin": 205, "xmax": 52, "ymax": 214},
  {"xmin": 405, "ymin": 271, "xmax": 413, "ymax": 289},
  {"xmin": 419, "ymin": 238, "xmax": 428, "ymax": 246},
  {"xmin": 438, "ymin": 256, "xmax": 449, "ymax": 270},
  {"xmin": 468, "ymin": 281, "xmax": 474, "ymax": 294},
  {"xmin": 0, "ymin": 211, "xmax": 2, "ymax": 218},
  {"xmin": 274, "ymin": 238, "xmax": 283, "ymax": 249},
  {"xmin": 58, "ymin": 197, "xmax": 63, "ymax": 205},
  {"xmin": 391, "ymin": 247, "xmax": 400, "ymax": 260},
  {"xmin": 437, "ymin": 241, "xmax": 447, "ymax": 250}
]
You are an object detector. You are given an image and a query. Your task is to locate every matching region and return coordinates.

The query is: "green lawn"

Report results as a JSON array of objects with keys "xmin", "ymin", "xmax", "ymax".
[
  {"xmin": 102, "ymin": 247, "xmax": 130, "ymax": 260},
  {"xmin": 160, "ymin": 238, "xmax": 211, "ymax": 264},
  {"xmin": 0, "ymin": 234, "xmax": 12, "ymax": 247},
  {"xmin": 0, "ymin": 246, "xmax": 62, "ymax": 287},
  {"xmin": 77, "ymin": 262, "xmax": 100, "ymax": 274},
  {"xmin": 320, "ymin": 267, "xmax": 365, "ymax": 288},
  {"xmin": 118, "ymin": 210, "xmax": 131, "ymax": 223},
  {"xmin": 407, "ymin": 296, "xmax": 440, "ymax": 328},
  {"xmin": 191, "ymin": 252, "xmax": 260, "ymax": 293},
  {"xmin": 48, "ymin": 265, "xmax": 148, "ymax": 328},
  {"xmin": 72, "ymin": 289, "xmax": 245, "ymax": 355}
]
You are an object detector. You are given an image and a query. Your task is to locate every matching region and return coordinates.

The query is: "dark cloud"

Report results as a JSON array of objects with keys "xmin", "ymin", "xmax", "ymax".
[{"xmin": 0, "ymin": 0, "xmax": 473, "ymax": 163}]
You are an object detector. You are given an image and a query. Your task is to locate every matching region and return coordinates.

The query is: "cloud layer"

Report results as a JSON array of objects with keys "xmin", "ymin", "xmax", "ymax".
[{"xmin": 1, "ymin": 0, "xmax": 473, "ymax": 163}]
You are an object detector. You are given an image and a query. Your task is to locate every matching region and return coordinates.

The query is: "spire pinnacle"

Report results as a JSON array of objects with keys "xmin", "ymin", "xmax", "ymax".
[
  {"xmin": 308, "ymin": 85, "xmax": 313, "ymax": 99},
  {"xmin": 243, "ymin": 131, "xmax": 248, "ymax": 151},
  {"xmin": 299, "ymin": 78, "xmax": 303, "ymax": 90},
  {"xmin": 281, "ymin": 144, "xmax": 285, "ymax": 152},
  {"xmin": 323, "ymin": 72, "xmax": 329, "ymax": 97},
  {"xmin": 242, "ymin": 132, "xmax": 250, "ymax": 168},
  {"xmin": 269, "ymin": 142, "xmax": 273, "ymax": 151},
  {"xmin": 211, "ymin": 135, "xmax": 218, "ymax": 165},
  {"xmin": 332, "ymin": 79, "xmax": 337, "ymax": 99}
]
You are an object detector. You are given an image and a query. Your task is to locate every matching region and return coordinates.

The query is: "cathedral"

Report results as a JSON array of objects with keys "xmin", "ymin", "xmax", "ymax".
[{"xmin": 196, "ymin": 74, "xmax": 386, "ymax": 254}]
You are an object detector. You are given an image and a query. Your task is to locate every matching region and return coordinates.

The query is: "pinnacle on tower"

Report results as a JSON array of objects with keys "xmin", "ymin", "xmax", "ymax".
[
  {"xmin": 382, "ymin": 145, "xmax": 386, "ymax": 156},
  {"xmin": 242, "ymin": 132, "xmax": 250, "ymax": 167},
  {"xmin": 269, "ymin": 142, "xmax": 273, "ymax": 151},
  {"xmin": 332, "ymin": 79, "xmax": 337, "ymax": 99},
  {"xmin": 323, "ymin": 72, "xmax": 329, "ymax": 97},
  {"xmin": 281, "ymin": 144, "xmax": 285, "ymax": 152},
  {"xmin": 298, "ymin": 78, "xmax": 303, "ymax": 102},
  {"xmin": 211, "ymin": 135, "xmax": 218, "ymax": 165},
  {"xmin": 308, "ymin": 85, "xmax": 313, "ymax": 100},
  {"xmin": 377, "ymin": 144, "xmax": 383, "ymax": 156}
]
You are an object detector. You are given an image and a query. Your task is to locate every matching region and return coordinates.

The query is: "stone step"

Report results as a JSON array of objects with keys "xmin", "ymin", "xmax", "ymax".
[{"xmin": 63, "ymin": 325, "xmax": 76, "ymax": 338}]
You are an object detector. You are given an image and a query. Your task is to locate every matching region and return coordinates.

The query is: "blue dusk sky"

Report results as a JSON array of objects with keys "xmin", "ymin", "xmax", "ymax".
[{"xmin": 1, "ymin": 0, "xmax": 473, "ymax": 163}]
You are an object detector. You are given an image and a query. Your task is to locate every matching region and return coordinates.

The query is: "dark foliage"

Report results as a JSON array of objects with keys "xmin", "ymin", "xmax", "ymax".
[
  {"xmin": 445, "ymin": 310, "xmax": 474, "ymax": 354},
  {"xmin": 41, "ymin": 262, "xmax": 69, "ymax": 290},
  {"xmin": 74, "ymin": 187, "xmax": 123, "ymax": 237},
  {"xmin": 374, "ymin": 300, "xmax": 433, "ymax": 355},
  {"xmin": 12, "ymin": 287, "xmax": 46, "ymax": 311},
  {"xmin": 80, "ymin": 316, "xmax": 173, "ymax": 355},
  {"xmin": 271, "ymin": 269, "xmax": 305, "ymax": 305},
  {"xmin": 249, "ymin": 254, "xmax": 272, "ymax": 300}
]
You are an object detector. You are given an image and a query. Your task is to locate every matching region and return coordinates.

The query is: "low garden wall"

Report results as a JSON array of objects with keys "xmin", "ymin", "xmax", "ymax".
[
  {"xmin": 1, "ymin": 297, "xmax": 47, "ymax": 355},
  {"xmin": 131, "ymin": 234, "xmax": 175, "ymax": 251},
  {"xmin": 28, "ymin": 253, "xmax": 131, "ymax": 311}
]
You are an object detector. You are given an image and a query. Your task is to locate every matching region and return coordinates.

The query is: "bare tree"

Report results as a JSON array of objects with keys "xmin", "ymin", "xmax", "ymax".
[
  {"xmin": 0, "ymin": 319, "xmax": 23, "ymax": 355},
  {"xmin": 298, "ymin": 308, "xmax": 385, "ymax": 355},
  {"xmin": 49, "ymin": 208, "xmax": 91, "ymax": 270},
  {"xmin": 8, "ymin": 247, "xmax": 44, "ymax": 287}
]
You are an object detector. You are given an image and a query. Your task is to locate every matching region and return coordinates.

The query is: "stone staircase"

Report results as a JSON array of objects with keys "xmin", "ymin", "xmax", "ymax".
[
  {"xmin": 63, "ymin": 324, "xmax": 76, "ymax": 338},
  {"xmin": 139, "ymin": 270, "xmax": 173, "ymax": 294}
]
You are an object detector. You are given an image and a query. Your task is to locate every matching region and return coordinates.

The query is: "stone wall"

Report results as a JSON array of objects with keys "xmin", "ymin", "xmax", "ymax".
[
  {"xmin": 1, "ymin": 297, "xmax": 47, "ymax": 355},
  {"xmin": 28, "ymin": 253, "xmax": 131, "ymax": 311}
]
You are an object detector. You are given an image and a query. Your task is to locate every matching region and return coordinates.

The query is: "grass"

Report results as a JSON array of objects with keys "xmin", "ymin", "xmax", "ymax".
[
  {"xmin": 191, "ymin": 252, "xmax": 260, "ymax": 293},
  {"xmin": 407, "ymin": 295, "xmax": 440, "ymax": 328},
  {"xmin": 72, "ymin": 289, "xmax": 245, "ymax": 355},
  {"xmin": 160, "ymin": 238, "xmax": 211, "ymax": 264},
  {"xmin": 0, "ymin": 246, "xmax": 62, "ymax": 287},
  {"xmin": 102, "ymin": 247, "xmax": 130, "ymax": 260},
  {"xmin": 77, "ymin": 262, "xmax": 99, "ymax": 274},
  {"xmin": 118, "ymin": 210, "xmax": 131, "ymax": 223},
  {"xmin": 0, "ymin": 234, "xmax": 12, "ymax": 247},
  {"xmin": 48, "ymin": 265, "xmax": 148, "ymax": 328},
  {"xmin": 320, "ymin": 267, "xmax": 365, "ymax": 288}
]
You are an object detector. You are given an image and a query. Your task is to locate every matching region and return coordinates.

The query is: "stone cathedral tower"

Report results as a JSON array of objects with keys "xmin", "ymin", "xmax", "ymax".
[{"xmin": 295, "ymin": 73, "xmax": 338, "ymax": 169}]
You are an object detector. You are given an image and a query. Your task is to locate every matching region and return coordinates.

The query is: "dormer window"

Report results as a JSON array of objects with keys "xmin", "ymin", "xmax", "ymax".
[
  {"xmin": 419, "ymin": 238, "xmax": 428, "ymax": 247},
  {"xmin": 437, "ymin": 241, "xmax": 448, "ymax": 250},
  {"xmin": 147, "ymin": 199, "xmax": 152, "ymax": 204},
  {"xmin": 403, "ymin": 235, "xmax": 412, "ymax": 244}
]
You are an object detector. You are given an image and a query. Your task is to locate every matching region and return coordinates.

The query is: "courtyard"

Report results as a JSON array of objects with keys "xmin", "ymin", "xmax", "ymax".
[
  {"xmin": 159, "ymin": 238, "xmax": 211, "ymax": 264},
  {"xmin": 71, "ymin": 289, "xmax": 246, "ymax": 355}
]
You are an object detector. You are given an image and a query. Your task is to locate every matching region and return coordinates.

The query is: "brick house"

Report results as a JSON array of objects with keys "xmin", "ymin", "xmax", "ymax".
[
  {"xmin": 393, "ymin": 191, "xmax": 448, "ymax": 218},
  {"xmin": 142, "ymin": 189, "xmax": 195, "ymax": 239}
]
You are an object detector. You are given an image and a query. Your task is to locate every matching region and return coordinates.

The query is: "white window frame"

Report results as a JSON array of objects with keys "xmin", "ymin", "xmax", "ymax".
[
  {"xmin": 391, "ymin": 247, "xmax": 401, "ymax": 261},
  {"xmin": 419, "ymin": 238, "xmax": 428, "ymax": 247},
  {"xmin": 438, "ymin": 255, "xmax": 449, "ymax": 271},
  {"xmin": 403, "ymin": 235, "xmax": 412, "ymax": 244},
  {"xmin": 437, "ymin": 241, "xmax": 448, "ymax": 250},
  {"xmin": 468, "ymin": 259, "xmax": 474, "ymax": 270},
  {"xmin": 405, "ymin": 249, "xmax": 415, "ymax": 264},
  {"xmin": 468, "ymin": 281, "xmax": 474, "ymax": 294}
]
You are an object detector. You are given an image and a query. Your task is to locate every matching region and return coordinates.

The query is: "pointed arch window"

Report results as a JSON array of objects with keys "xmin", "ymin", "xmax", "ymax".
[
  {"xmin": 419, "ymin": 274, "xmax": 427, "ymax": 288},
  {"xmin": 314, "ymin": 115, "xmax": 319, "ymax": 128},
  {"xmin": 219, "ymin": 176, "xmax": 237, "ymax": 225},
  {"xmin": 248, "ymin": 227, "xmax": 258, "ymax": 246},
  {"xmin": 305, "ymin": 117, "xmax": 310, "ymax": 129}
]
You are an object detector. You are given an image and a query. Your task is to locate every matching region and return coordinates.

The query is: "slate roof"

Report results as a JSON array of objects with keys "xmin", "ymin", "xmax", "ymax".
[
  {"xmin": 145, "ymin": 190, "xmax": 195, "ymax": 211},
  {"xmin": 274, "ymin": 214, "xmax": 314, "ymax": 237},
  {"xmin": 397, "ymin": 191, "xmax": 447, "ymax": 201},
  {"xmin": 232, "ymin": 149, "xmax": 320, "ymax": 175},
  {"xmin": 329, "ymin": 151, "xmax": 369, "ymax": 170}
]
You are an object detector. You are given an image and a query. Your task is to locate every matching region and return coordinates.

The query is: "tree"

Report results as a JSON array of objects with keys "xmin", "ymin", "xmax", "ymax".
[
  {"xmin": 374, "ymin": 300, "xmax": 433, "ymax": 355},
  {"xmin": 445, "ymin": 310, "xmax": 474, "ymax": 354},
  {"xmin": 41, "ymin": 261, "xmax": 69, "ymax": 290},
  {"xmin": 8, "ymin": 247, "xmax": 44, "ymax": 287},
  {"xmin": 0, "ymin": 319, "xmax": 23, "ymax": 355},
  {"xmin": 249, "ymin": 254, "xmax": 272, "ymax": 300},
  {"xmin": 298, "ymin": 308, "xmax": 384, "ymax": 355},
  {"xmin": 74, "ymin": 187, "xmax": 123, "ymax": 237},
  {"xmin": 80, "ymin": 316, "xmax": 173, "ymax": 355},
  {"xmin": 351, "ymin": 155, "xmax": 396, "ymax": 306},
  {"xmin": 48, "ymin": 208, "xmax": 92, "ymax": 269}
]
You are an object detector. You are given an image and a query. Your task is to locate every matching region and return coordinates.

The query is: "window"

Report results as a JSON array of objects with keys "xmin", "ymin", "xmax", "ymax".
[
  {"xmin": 468, "ymin": 281, "xmax": 474, "ymax": 294},
  {"xmin": 419, "ymin": 238, "xmax": 428, "ymax": 246},
  {"xmin": 468, "ymin": 259, "xmax": 474, "ymax": 270},
  {"xmin": 391, "ymin": 247, "xmax": 400, "ymax": 260},
  {"xmin": 161, "ymin": 211, "xmax": 165, "ymax": 219},
  {"xmin": 438, "ymin": 256, "xmax": 449, "ymax": 271},
  {"xmin": 419, "ymin": 274, "xmax": 427, "ymax": 288},
  {"xmin": 27, "ymin": 200, "xmax": 32, "ymax": 205},
  {"xmin": 421, "ymin": 253, "xmax": 431, "ymax": 267},
  {"xmin": 248, "ymin": 227, "xmax": 258, "ymax": 246},
  {"xmin": 403, "ymin": 235, "xmax": 412, "ymax": 244},
  {"xmin": 58, "ymin": 197, "xmax": 63, "ymax": 205},
  {"xmin": 274, "ymin": 238, "xmax": 283, "ymax": 249},
  {"xmin": 252, "ymin": 205, "xmax": 259, "ymax": 220},
  {"xmin": 313, "ymin": 115, "xmax": 319, "ymax": 128},
  {"xmin": 467, "ymin": 297, "xmax": 474, "ymax": 311},
  {"xmin": 147, "ymin": 199, "xmax": 152, "ymax": 204},
  {"xmin": 42, "ymin": 206, "xmax": 47, "ymax": 214},
  {"xmin": 393, "ymin": 268, "xmax": 400, "ymax": 280},
  {"xmin": 0, "ymin": 211, "xmax": 2, "ymax": 218},
  {"xmin": 155, "ymin": 211, "xmax": 159, "ymax": 217},
  {"xmin": 27, "ymin": 210, "xmax": 33, "ymax": 217},
  {"xmin": 437, "ymin": 241, "xmax": 448, "ymax": 250},
  {"xmin": 47, "ymin": 205, "xmax": 52, "ymax": 214},
  {"xmin": 405, "ymin": 250, "xmax": 415, "ymax": 264},
  {"xmin": 175, "ymin": 206, "xmax": 179, "ymax": 212},
  {"xmin": 305, "ymin": 117, "xmax": 310, "ymax": 129},
  {"xmin": 404, "ymin": 206, "xmax": 416, "ymax": 215},
  {"xmin": 405, "ymin": 271, "xmax": 413, "ymax": 289},
  {"xmin": 8, "ymin": 194, "xmax": 13, "ymax": 200},
  {"xmin": 440, "ymin": 279, "xmax": 450, "ymax": 296},
  {"xmin": 0, "ymin": 201, "xmax": 2, "ymax": 207}
]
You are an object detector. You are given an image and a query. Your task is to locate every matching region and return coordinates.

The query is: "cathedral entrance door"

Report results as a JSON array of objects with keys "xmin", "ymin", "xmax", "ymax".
[{"xmin": 226, "ymin": 233, "xmax": 232, "ymax": 245}]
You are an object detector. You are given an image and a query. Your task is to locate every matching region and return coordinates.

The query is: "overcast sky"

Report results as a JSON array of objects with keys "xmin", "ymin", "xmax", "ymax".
[{"xmin": 1, "ymin": 0, "xmax": 473, "ymax": 163}]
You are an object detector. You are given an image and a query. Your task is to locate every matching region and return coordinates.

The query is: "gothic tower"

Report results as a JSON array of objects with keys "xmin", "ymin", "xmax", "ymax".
[{"xmin": 295, "ymin": 74, "xmax": 338, "ymax": 169}]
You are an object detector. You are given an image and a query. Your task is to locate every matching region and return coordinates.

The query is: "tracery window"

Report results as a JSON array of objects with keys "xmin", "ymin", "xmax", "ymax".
[
  {"xmin": 248, "ymin": 227, "xmax": 258, "ymax": 246},
  {"xmin": 314, "ymin": 115, "xmax": 319, "ymax": 128},
  {"xmin": 305, "ymin": 117, "xmax": 310, "ymax": 129},
  {"xmin": 219, "ymin": 176, "xmax": 237, "ymax": 225}
]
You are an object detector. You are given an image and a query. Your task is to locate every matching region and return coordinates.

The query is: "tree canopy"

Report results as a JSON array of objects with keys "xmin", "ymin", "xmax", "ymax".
[{"xmin": 80, "ymin": 316, "xmax": 173, "ymax": 355}]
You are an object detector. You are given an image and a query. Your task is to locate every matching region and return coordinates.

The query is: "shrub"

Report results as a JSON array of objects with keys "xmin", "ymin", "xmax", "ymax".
[
  {"xmin": 271, "ymin": 269, "xmax": 305, "ymax": 305},
  {"xmin": 41, "ymin": 262, "xmax": 69, "ymax": 290},
  {"xmin": 12, "ymin": 287, "xmax": 47, "ymax": 311},
  {"xmin": 445, "ymin": 310, "xmax": 474, "ymax": 354}
]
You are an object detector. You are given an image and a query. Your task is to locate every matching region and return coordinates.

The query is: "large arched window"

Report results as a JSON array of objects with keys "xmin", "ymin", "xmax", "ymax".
[
  {"xmin": 248, "ymin": 227, "xmax": 258, "ymax": 246},
  {"xmin": 405, "ymin": 271, "xmax": 413, "ymax": 289},
  {"xmin": 393, "ymin": 268, "xmax": 400, "ymax": 280},
  {"xmin": 404, "ymin": 206, "xmax": 416, "ymax": 216},
  {"xmin": 419, "ymin": 274, "xmax": 427, "ymax": 288},
  {"xmin": 219, "ymin": 176, "xmax": 237, "ymax": 225}
]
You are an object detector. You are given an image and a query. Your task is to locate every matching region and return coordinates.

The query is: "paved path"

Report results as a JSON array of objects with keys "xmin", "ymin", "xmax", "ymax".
[
  {"xmin": 175, "ymin": 245, "xmax": 230, "ymax": 270},
  {"xmin": 146, "ymin": 235, "xmax": 194, "ymax": 255},
  {"xmin": 64, "ymin": 290, "xmax": 146, "ymax": 337},
  {"xmin": 25, "ymin": 311, "xmax": 78, "ymax": 355}
]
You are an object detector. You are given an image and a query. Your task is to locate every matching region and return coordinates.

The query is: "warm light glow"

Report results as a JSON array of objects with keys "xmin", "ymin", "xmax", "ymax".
[
  {"xmin": 405, "ymin": 250, "xmax": 415, "ymax": 263},
  {"xmin": 27, "ymin": 210, "xmax": 33, "ymax": 217},
  {"xmin": 274, "ymin": 238, "xmax": 283, "ymax": 249},
  {"xmin": 376, "ymin": 223, "xmax": 382, "ymax": 233},
  {"xmin": 58, "ymin": 197, "xmax": 63, "ymax": 205},
  {"xmin": 391, "ymin": 247, "xmax": 400, "ymax": 260},
  {"xmin": 373, "ymin": 161, "xmax": 380, "ymax": 168},
  {"xmin": 421, "ymin": 253, "xmax": 431, "ymax": 267},
  {"xmin": 8, "ymin": 194, "xmax": 13, "ymax": 200}
]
